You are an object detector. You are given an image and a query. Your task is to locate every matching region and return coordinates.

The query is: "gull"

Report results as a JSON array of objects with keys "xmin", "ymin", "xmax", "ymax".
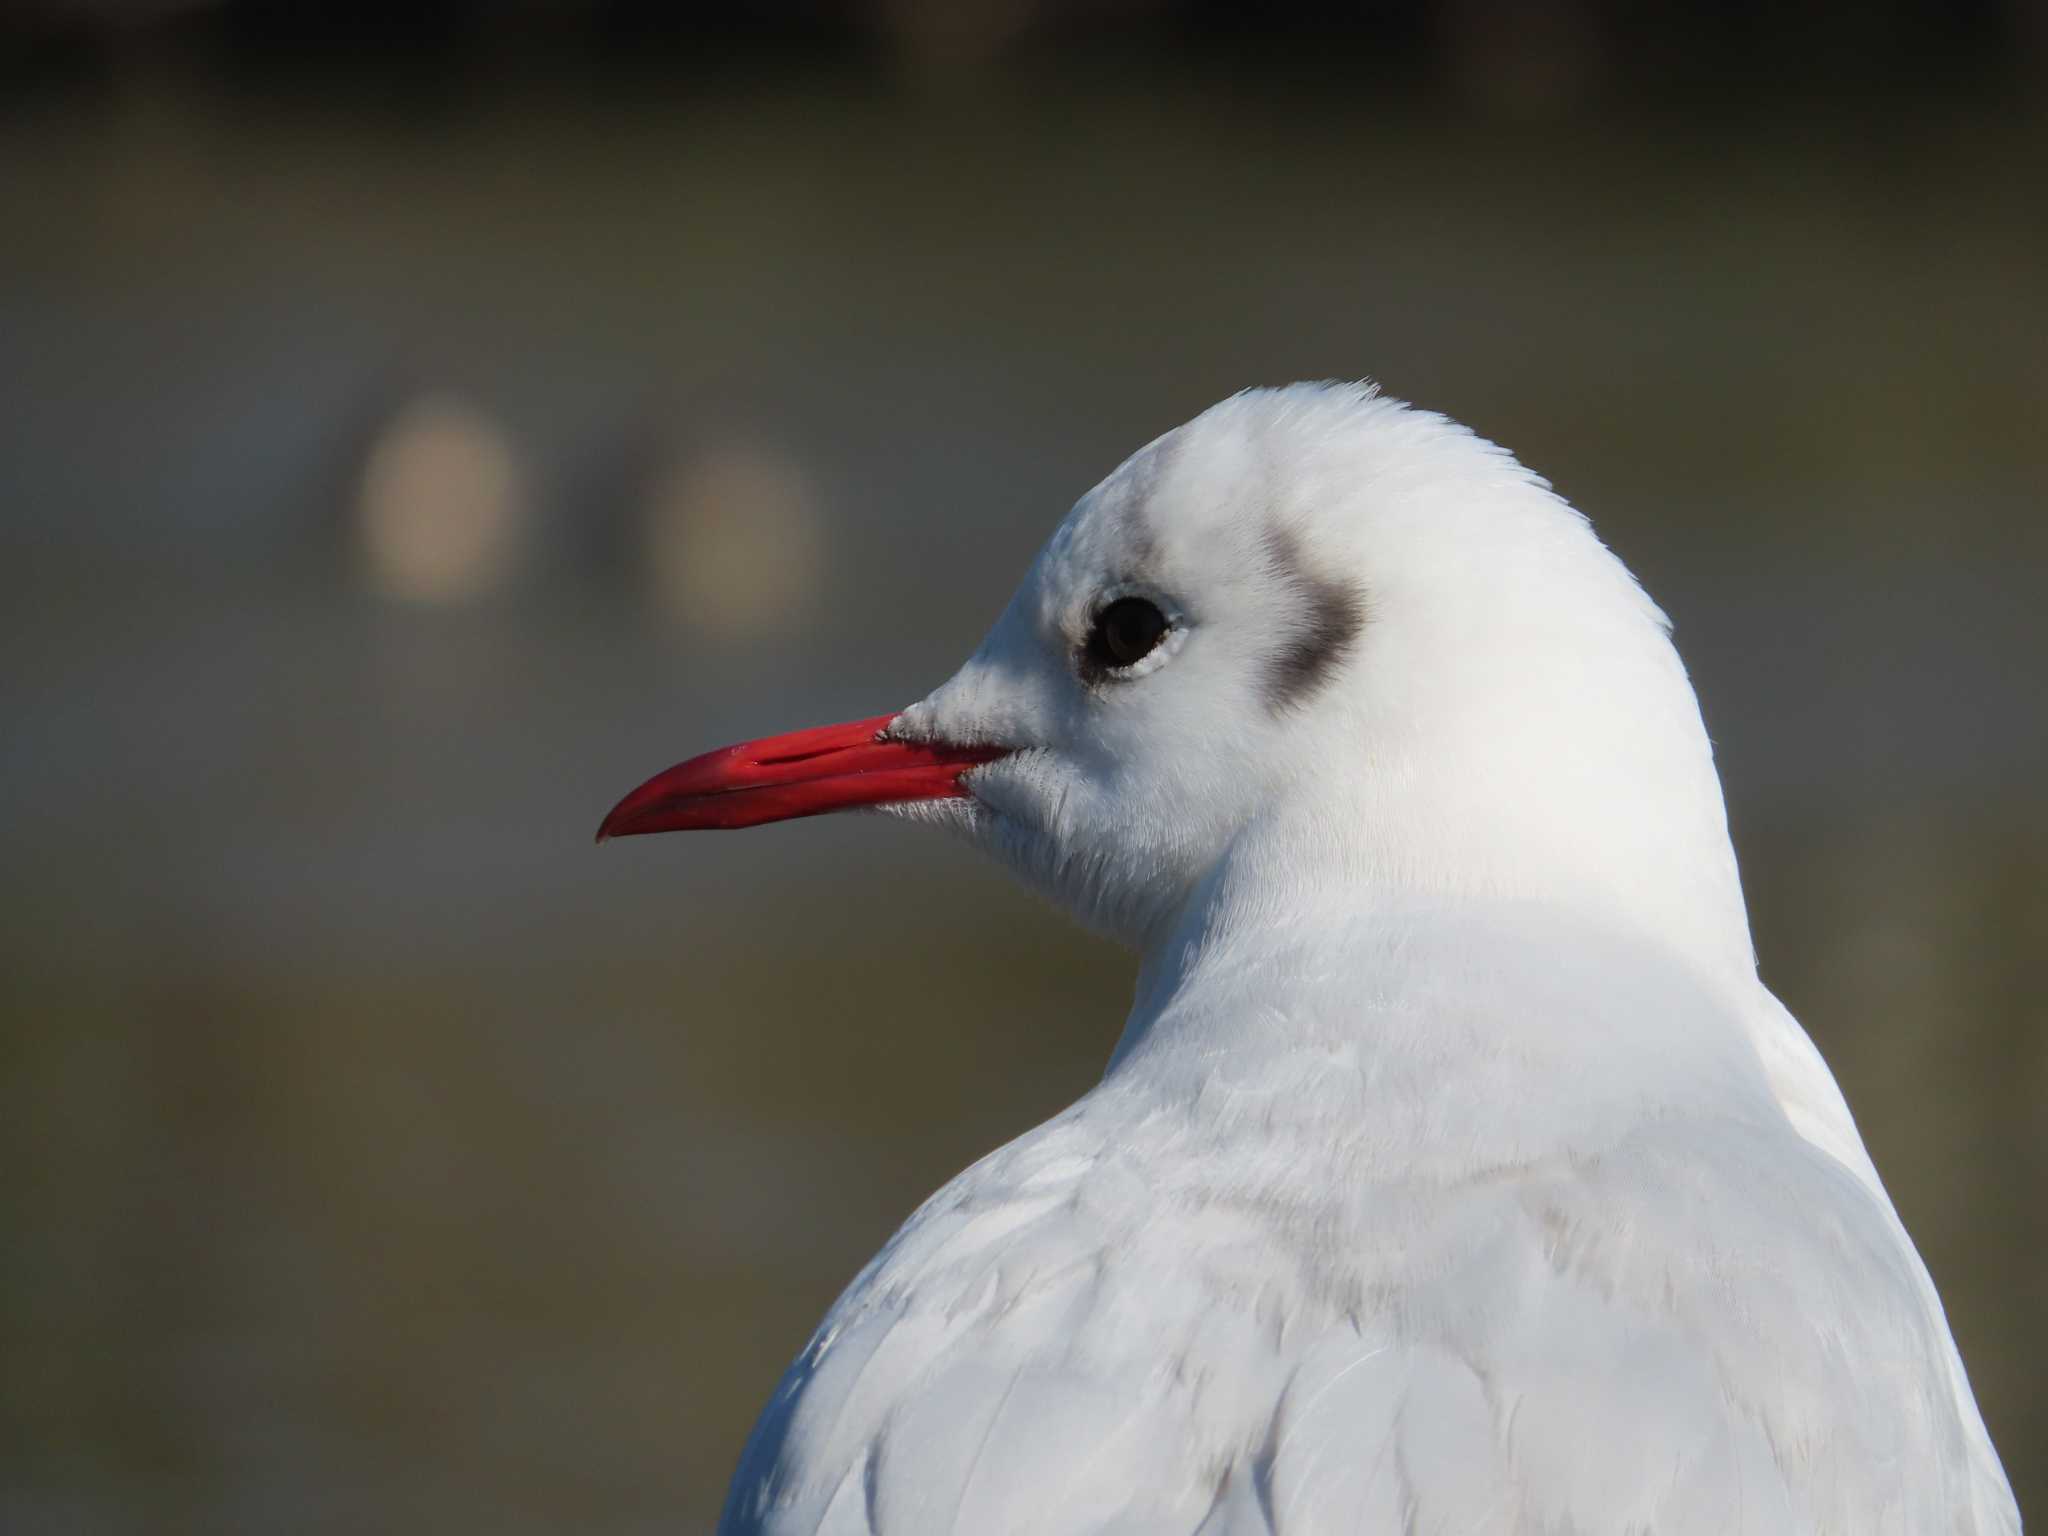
[{"xmin": 599, "ymin": 384, "xmax": 2019, "ymax": 1535}]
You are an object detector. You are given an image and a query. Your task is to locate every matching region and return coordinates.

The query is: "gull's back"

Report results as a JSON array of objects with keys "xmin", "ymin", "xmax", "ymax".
[{"xmin": 717, "ymin": 912, "xmax": 2019, "ymax": 1536}]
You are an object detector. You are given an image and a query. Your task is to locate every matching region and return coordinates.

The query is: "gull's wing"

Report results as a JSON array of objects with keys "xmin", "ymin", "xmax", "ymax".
[
  {"xmin": 1736, "ymin": 986, "xmax": 2019, "ymax": 1532},
  {"xmin": 717, "ymin": 1108, "xmax": 1249, "ymax": 1535},
  {"xmin": 715, "ymin": 1086, "xmax": 2018, "ymax": 1536}
]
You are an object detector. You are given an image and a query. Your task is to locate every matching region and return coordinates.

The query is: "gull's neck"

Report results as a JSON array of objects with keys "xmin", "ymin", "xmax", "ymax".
[{"xmin": 1105, "ymin": 788, "xmax": 1774, "ymax": 1158}]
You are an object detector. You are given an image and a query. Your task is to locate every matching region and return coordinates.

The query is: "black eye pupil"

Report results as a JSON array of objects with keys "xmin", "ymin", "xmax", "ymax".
[{"xmin": 1090, "ymin": 597, "xmax": 1169, "ymax": 671}]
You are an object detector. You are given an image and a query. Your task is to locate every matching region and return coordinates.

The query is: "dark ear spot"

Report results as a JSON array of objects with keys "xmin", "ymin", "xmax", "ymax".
[{"xmin": 1259, "ymin": 523, "xmax": 1368, "ymax": 712}]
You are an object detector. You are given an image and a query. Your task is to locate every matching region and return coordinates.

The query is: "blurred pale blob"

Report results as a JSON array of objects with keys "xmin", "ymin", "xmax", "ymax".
[
  {"xmin": 358, "ymin": 393, "xmax": 527, "ymax": 606},
  {"xmin": 643, "ymin": 440, "xmax": 825, "ymax": 641}
]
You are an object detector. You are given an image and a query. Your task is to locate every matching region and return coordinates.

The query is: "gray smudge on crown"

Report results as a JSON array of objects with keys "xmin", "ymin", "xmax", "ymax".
[
  {"xmin": 1258, "ymin": 520, "xmax": 1368, "ymax": 713},
  {"xmin": 1111, "ymin": 436, "xmax": 1173, "ymax": 579}
]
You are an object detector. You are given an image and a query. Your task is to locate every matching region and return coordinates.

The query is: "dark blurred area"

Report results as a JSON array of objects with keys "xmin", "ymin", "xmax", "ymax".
[{"xmin": 2, "ymin": 2, "xmax": 2043, "ymax": 1530}]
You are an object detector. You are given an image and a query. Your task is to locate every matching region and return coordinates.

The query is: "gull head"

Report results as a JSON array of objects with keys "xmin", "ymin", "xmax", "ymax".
[{"xmin": 602, "ymin": 383, "xmax": 1753, "ymax": 976}]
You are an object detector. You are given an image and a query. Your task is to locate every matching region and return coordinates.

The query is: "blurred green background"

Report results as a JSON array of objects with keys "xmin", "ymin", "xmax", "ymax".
[{"xmin": 2, "ymin": 3, "xmax": 2043, "ymax": 1530}]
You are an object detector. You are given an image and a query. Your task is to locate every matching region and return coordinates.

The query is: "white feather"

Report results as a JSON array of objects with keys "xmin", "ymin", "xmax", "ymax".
[{"xmin": 714, "ymin": 385, "xmax": 2018, "ymax": 1535}]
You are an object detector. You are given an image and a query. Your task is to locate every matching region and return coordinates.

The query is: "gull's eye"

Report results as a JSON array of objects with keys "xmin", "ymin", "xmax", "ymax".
[{"xmin": 1085, "ymin": 596, "xmax": 1170, "ymax": 675}]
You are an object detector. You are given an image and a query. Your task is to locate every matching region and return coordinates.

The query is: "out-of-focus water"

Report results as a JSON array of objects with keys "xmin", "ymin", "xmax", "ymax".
[{"xmin": 2, "ymin": 51, "xmax": 2043, "ymax": 1533}]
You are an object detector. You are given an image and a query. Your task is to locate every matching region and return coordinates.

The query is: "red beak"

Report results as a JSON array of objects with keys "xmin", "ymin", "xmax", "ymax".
[{"xmin": 596, "ymin": 711, "xmax": 1009, "ymax": 840}]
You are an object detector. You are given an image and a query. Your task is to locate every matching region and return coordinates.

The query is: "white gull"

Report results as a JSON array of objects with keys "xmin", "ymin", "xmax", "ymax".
[{"xmin": 601, "ymin": 382, "xmax": 2018, "ymax": 1535}]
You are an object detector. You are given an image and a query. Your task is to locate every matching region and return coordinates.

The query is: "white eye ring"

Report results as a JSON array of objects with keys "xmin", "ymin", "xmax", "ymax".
[{"xmin": 1113, "ymin": 620, "xmax": 1186, "ymax": 680}]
